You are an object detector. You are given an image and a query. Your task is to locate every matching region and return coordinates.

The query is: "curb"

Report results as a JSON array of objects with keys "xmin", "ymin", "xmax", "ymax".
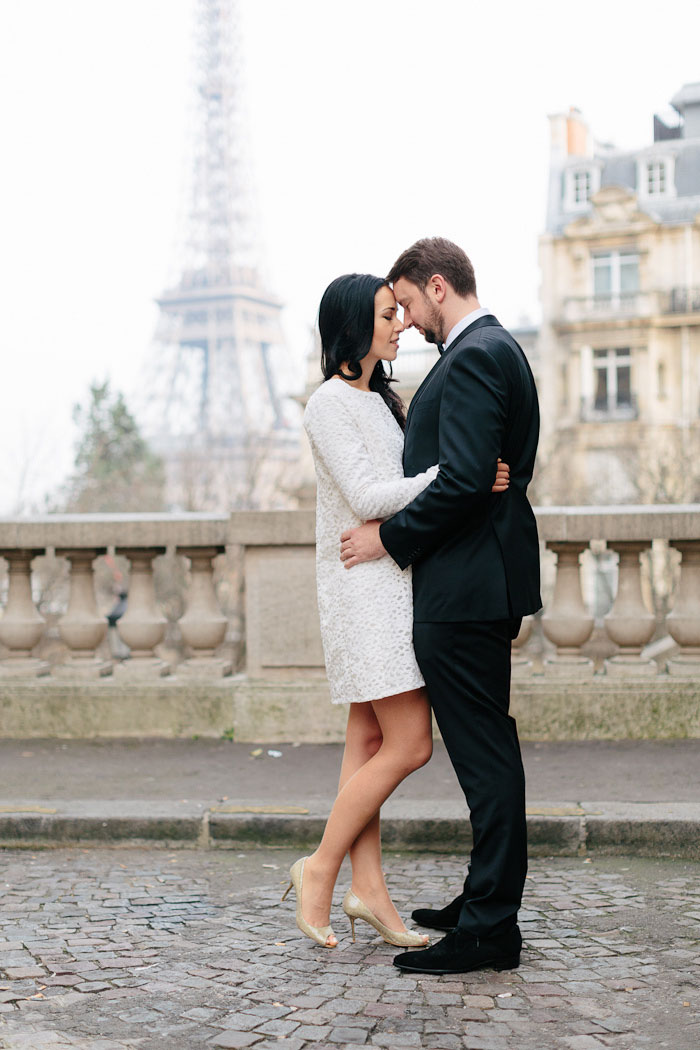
[{"xmin": 1, "ymin": 800, "xmax": 699, "ymax": 858}]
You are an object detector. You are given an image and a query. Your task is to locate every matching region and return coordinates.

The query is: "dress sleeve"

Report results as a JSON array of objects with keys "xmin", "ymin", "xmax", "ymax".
[{"xmin": 304, "ymin": 392, "xmax": 439, "ymax": 521}]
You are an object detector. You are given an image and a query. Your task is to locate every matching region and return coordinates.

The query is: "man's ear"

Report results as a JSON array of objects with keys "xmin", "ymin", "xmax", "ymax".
[{"xmin": 428, "ymin": 274, "xmax": 448, "ymax": 303}]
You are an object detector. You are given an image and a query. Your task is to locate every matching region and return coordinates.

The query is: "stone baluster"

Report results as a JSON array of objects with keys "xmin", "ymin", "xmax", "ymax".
[
  {"xmin": 0, "ymin": 549, "xmax": 49, "ymax": 676},
  {"xmin": 603, "ymin": 542, "xmax": 657, "ymax": 675},
  {"xmin": 541, "ymin": 542, "xmax": 594, "ymax": 675},
  {"xmin": 176, "ymin": 546, "xmax": 232, "ymax": 676},
  {"xmin": 54, "ymin": 548, "xmax": 111, "ymax": 676},
  {"xmin": 511, "ymin": 615, "xmax": 534, "ymax": 676},
  {"xmin": 666, "ymin": 540, "xmax": 700, "ymax": 676},
  {"xmin": 114, "ymin": 547, "xmax": 170, "ymax": 676}
]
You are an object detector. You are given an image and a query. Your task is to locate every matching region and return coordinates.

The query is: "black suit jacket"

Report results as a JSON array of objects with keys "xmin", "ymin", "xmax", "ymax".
[{"xmin": 379, "ymin": 315, "xmax": 542, "ymax": 622}]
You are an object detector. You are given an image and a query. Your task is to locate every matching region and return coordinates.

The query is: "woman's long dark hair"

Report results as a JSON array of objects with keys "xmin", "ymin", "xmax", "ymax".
[{"xmin": 318, "ymin": 273, "xmax": 406, "ymax": 430}]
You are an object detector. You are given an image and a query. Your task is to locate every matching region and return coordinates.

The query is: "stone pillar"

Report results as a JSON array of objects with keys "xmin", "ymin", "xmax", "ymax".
[
  {"xmin": 54, "ymin": 549, "xmax": 111, "ymax": 677},
  {"xmin": 511, "ymin": 615, "xmax": 534, "ymax": 676},
  {"xmin": 0, "ymin": 549, "xmax": 49, "ymax": 676},
  {"xmin": 176, "ymin": 546, "xmax": 231, "ymax": 676},
  {"xmin": 541, "ymin": 542, "xmax": 594, "ymax": 675},
  {"xmin": 603, "ymin": 542, "xmax": 657, "ymax": 675},
  {"xmin": 114, "ymin": 547, "xmax": 170, "ymax": 676},
  {"xmin": 666, "ymin": 540, "xmax": 700, "ymax": 676}
]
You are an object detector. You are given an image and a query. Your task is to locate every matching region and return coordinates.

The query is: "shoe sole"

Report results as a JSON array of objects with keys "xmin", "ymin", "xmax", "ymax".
[
  {"xmin": 413, "ymin": 923, "xmax": 456, "ymax": 932},
  {"xmin": 394, "ymin": 954, "xmax": 520, "ymax": 975},
  {"xmin": 411, "ymin": 914, "xmax": 460, "ymax": 932}
]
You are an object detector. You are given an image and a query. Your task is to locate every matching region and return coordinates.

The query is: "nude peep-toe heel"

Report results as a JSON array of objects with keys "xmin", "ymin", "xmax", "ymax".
[
  {"xmin": 342, "ymin": 889, "xmax": 429, "ymax": 948},
  {"xmin": 281, "ymin": 857, "xmax": 337, "ymax": 948}
]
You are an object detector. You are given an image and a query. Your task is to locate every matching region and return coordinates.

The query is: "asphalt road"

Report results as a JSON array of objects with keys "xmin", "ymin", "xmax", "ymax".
[{"xmin": 4, "ymin": 737, "xmax": 700, "ymax": 803}]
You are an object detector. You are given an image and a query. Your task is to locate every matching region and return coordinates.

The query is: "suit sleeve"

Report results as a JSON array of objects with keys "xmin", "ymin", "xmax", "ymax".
[
  {"xmin": 303, "ymin": 393, "xmax": 439, "ymax": 521},
  {"xmin": 379, "ymin": 344, "xmax": 507, "ymax": 569}
]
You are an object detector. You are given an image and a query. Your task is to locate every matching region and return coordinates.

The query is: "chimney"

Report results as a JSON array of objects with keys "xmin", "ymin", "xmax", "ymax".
[
  {"xmin": 566, "ymin": 107, "xmax": 592, "ymax": 157},
  {"xmin": 549, "ymin": 107, "xmax": 593, "ymax": 160}
]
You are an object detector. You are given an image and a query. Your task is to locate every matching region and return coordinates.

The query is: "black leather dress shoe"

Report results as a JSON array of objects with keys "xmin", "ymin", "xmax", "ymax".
[
  {"xmin": 394, "ymin": 924, "xmax": 521, "ymax": 975},
  {"xmin": 411, "ymin": 893, "xmax": 465, "ymax": 932}
]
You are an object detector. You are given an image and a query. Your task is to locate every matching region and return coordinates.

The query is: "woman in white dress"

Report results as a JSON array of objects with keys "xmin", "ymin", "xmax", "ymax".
[{"xmin": 282, "ymin": 274, "xmax": 509, "ymax": 949}]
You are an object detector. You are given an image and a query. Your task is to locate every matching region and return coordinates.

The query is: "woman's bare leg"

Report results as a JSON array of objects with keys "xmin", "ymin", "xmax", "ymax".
[
  {"xmin": 336, "ymin": 703, "xmax": 413, "ymax": 931},
  {"xmin": 336, "ymin": 703, "xmax": 397, "ymax": 926},
  {"xmin": 300, "ymin": 687, "xmax": 432, "ymax": 931}
]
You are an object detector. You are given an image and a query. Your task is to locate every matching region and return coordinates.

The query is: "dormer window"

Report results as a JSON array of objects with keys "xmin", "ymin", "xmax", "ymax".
[
  {"xmin": 564, "ymin": 165, "xmax": 600, "ymax": 211},
  {"xmin": 647, "ymin": 161, "xmax": 666, "ymax": 195},
  {"xmin": 574, "ymin": 170, "xmax": 591, "ymax": 204},
  {"xmin": 637, "ymin": 154, "xmax": 676, "ymax": 199}
]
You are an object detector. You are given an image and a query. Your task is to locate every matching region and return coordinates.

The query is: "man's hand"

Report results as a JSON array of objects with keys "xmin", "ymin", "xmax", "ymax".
[
  {"xmin": 492, "ymin": 458, "xmax": 510, "ymax": 493},
  {"xmin": 340, "ymin": 520, "xmax": 387, "ymax": 569}
]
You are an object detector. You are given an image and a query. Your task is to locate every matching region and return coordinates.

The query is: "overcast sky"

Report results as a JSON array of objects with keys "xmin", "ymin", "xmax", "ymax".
[{"xmin": 1, "ymin": 0, "xmax": 699, "ymax": 512}]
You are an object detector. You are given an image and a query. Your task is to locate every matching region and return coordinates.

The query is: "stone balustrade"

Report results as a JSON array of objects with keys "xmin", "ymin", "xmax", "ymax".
[
  {"xmin": 534, "ymin": 505, "xmax": 700, "ymax": 678},
  {"xmin": 0, "ymin": 514, "xmax": 230, "ymax": 680},
  {"xmin": 0, "ymin": 505, "xmax": 698, "ymax": 741}
]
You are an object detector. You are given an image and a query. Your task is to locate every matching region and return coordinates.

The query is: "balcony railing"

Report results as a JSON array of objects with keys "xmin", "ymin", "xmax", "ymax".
[
  {"xmin": 0, "ymin": 506, "xmax": 698, "ymax": 678},
  {"xmin": 663, "ymin": 286, "xmax": 700, "ymax": 315},
  {"xmin": 580, "ymin": 394, "xmax": 639, "ymax": 422},
  {"xmin": 0, "ymin": 514, "xmax": 232, "ymax": 679},
  {"xmin": 559, "ymin": 291, "xmax": 658, "ymax": 325},
  {"xmin": 558, "ymin": 287, "xmax": 700, "ymax": 326},
  {"xmin": 0, "ymin": 508, "xmax": 699, "ymax": 740},
  {"xmin": 531, "ymin": 504, "xmax": 699, "ymax": 677}
]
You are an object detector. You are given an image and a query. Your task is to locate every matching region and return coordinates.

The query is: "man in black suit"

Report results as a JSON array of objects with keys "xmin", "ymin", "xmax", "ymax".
[{"xmin": 339, "ymin": 237, "xmax": 541, "ymax": 975}]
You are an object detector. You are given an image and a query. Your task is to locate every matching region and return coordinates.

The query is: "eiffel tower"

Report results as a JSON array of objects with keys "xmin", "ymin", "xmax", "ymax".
[{"xmin": 149, "ymin": 0, "xmax": 298, "ymax": 511}]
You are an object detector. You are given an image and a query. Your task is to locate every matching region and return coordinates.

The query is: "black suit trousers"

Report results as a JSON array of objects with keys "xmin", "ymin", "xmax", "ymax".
[{"xmin": 412, "ymin": 619, "xmax": 527, "ymax": 937}]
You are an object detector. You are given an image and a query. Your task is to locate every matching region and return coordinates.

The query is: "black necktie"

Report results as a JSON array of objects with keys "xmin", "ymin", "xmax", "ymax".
[{"xmin": 437, "ymin": 342, "xmax": 445, "ymax": 355}]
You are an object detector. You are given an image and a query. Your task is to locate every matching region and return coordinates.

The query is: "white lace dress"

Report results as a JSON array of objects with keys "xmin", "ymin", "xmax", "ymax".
[{"xmin": 303, "ymin": 378, "xmax": 438, "ymax": 705}]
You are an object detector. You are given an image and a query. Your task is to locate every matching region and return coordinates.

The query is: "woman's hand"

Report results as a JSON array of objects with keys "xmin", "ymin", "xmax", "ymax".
[{"xmin": 491, "ymin": 458, "xmax": 510, "ymax": 493}]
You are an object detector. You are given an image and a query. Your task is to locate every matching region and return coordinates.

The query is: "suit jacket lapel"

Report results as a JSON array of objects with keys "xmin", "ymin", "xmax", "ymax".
[
  {"xmin": 405, "ymin": 315, "xmax": 502, "ymax": 432},
  {"xmin": 442, "ymin": 314, "xmax": 501, "ymax": 355}
]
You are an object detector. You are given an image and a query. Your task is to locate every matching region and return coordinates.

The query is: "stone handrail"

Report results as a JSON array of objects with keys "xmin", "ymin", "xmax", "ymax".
[
  {"xmin": 533, "ymin": 505, "xmax": 700, "ymax": 678},
  {"xmin": 0, "ymin": 506, "xmax": 699, "ymax": 683},
  {"xmin": 0, "ymin": 514, "xmax": 230, "ymax": 679}
]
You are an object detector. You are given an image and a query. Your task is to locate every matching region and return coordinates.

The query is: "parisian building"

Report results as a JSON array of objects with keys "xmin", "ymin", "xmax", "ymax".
[{"xmin": 536, "ymin": 82, "xmax": 700, "ymax": 506}]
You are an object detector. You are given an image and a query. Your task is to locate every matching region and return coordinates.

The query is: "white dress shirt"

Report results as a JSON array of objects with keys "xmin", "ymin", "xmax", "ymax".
[{"xmin": 444, "ymin": 306, "xmax": 491, "ymax": 351}]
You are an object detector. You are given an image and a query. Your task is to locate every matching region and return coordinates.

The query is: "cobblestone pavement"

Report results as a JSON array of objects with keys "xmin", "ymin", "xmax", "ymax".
[{"xmin": 0, "ymin": 849, "xmax": 698, "ymax": 1050}]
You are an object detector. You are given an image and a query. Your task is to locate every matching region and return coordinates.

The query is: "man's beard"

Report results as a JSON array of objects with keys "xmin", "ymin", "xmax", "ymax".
[{"xmin": 420, "ymin": 301, "xmax": 445, "ymax": 346}]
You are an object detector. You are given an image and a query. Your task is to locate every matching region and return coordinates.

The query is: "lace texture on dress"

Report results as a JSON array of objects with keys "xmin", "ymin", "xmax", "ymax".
[{"xmin": 304, "ymin": 378, "xmax": 438, "ymax": 704}]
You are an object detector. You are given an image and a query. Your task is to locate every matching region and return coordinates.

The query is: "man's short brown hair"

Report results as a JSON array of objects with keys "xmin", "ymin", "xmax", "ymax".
[{"xmin": 386, "ymin": 237, "xmax": 477, "ymax": 298}]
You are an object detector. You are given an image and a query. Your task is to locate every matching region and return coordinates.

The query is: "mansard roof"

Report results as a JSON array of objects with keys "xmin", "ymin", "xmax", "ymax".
[{"xmin": 546, "ymin": 84, "xmax": 700, "ymax": 236}]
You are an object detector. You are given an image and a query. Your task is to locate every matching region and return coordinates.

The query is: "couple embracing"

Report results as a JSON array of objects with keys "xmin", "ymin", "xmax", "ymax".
[{"xmin": 282, "ymin": 237, "xmax": 541, "ymax": 976}]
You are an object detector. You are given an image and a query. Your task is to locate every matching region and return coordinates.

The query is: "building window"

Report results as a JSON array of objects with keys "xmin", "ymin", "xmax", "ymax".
[
  {"xmin": 647, "ymin": 161, "xmax": 666, "ymax": 196},
  {"xmin": 591, "ymin": 348, "xmax": 634, "ymax": 416},
  {"xmin": 574, "ymin": 170, "xmax": 591, "ymax": 204},
  {"xmin": 184, "ymin": 310, "xmax": 208, "ymax": 326},
  {"xmin": 637, "ymin": 154, "xmax": 676, "ymax": 200},
  {"xmin": 592, "ymin": 251, "xmax": 639, "ymax": 305},
  {"xmin": 564, "ymin": 165, "xmax": 600, "ymax": 210}
]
